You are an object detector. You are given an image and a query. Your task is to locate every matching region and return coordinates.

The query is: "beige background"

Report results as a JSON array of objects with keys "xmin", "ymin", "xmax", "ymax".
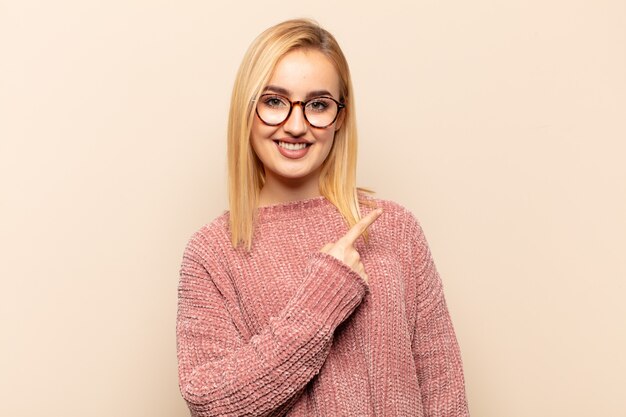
[{"xmin": 1, "ymin": 1, "xmax": 625, "ymax": 416}]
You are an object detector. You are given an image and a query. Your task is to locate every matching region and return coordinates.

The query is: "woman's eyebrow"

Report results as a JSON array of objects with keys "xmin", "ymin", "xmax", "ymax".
[
  {"xmin": 263, "ymin": 85, "xmax": 335, "ymax": 100},
  {"xmin": 305, "ymin": 90, "xmax": 334, "ymax": 100},
  {"xmin": 263, "ymin": 85, "xmax": 291, "ymax": 96}
]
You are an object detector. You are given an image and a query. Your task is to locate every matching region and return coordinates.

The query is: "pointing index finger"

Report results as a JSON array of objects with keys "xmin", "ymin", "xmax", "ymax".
[{"xmin": 341, "ymin": 208, "xmax": 383, "ymax": 246}]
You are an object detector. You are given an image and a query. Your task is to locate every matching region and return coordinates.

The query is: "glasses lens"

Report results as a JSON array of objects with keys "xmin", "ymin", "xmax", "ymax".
[
  {"xmin": 257, "ymin": 94, "xmax": 291, "ymax": 125},
  {"xmin": 305, "ymin": 97, "xmax": 339, "ymax": 128}
]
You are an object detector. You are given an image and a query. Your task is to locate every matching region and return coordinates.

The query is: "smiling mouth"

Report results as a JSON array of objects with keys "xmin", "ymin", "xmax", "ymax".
[{"xmin": 274, "ymin": 140, "xmax": 311, "ymax": 151}]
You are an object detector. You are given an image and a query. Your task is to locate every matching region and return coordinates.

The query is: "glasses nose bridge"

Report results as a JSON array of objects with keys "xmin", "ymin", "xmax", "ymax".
[
  {"xmin": 291, "ymin": 100, "xmax": 307, "ymax": 115},
  {"xmin": 286, "ymin": 99, "xmax": 309, "ymax": 124}
]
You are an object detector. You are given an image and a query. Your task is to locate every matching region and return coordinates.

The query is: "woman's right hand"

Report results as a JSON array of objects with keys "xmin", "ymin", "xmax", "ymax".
[{"xmin": 320, "ymin": 208, "xmax": 383, "ymax": 283}]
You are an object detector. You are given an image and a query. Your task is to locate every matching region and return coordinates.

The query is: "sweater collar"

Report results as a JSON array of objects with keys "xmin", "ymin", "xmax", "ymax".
[{"xmin": 255, "ymin": 196, "xmax": 335, "ymax": 223}]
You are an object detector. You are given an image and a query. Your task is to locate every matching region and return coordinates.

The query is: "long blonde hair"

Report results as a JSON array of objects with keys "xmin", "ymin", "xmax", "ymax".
[{"xmin": 227, "ymin": 18, "xmax": 369, "ymax": 249}]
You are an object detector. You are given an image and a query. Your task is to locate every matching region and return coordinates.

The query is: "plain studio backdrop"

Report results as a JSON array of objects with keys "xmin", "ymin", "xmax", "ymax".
[{"xmin": 1, "ymin": 1, "xmax": 625, "ymax": 416}]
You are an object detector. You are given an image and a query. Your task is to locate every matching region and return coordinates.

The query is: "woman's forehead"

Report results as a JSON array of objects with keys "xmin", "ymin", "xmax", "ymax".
[{"xmin": 266, "ymin": 49, "xmax": 341, "ymax": 99}]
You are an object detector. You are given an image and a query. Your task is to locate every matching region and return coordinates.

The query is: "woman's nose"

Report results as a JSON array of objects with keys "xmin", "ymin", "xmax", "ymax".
[{"xmin": 282, "ymin": 103, "xmax": 308, "ymax": 136}]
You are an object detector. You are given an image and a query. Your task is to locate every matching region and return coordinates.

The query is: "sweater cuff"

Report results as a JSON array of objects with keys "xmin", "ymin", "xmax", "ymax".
[{"xmin": 282, "ymin": 251, "xmax": 368, "ymax": 332}]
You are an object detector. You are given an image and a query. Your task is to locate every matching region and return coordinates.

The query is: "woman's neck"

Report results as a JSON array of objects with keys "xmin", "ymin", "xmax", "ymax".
[{"xmin": 258, "ymin": 171, "xmax": 322, "ymax": 207}]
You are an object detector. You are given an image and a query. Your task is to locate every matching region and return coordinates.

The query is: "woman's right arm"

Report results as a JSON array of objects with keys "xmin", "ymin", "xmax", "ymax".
[{"xmin": 176, "ymin": 236, "xmax": 367, "ymax": 417}]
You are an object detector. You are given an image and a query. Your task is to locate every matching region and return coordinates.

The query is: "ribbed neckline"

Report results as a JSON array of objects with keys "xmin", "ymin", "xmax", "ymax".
[{"xmin": 255, "ymin": 195, "xmax": 334, "ymax": 222}]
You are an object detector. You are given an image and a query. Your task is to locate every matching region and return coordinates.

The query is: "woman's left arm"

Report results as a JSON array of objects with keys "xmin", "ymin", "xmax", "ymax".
[{"xmin": 406, "ymin": 212, "xmax": 470, "ymax": 416}]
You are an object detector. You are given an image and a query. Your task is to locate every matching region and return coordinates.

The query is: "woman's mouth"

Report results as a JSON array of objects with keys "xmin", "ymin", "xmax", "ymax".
[
  {"xmin": 277, "ymin": 141, "xmax": 309, "ymax": 151},
  {"xmin": 274, "ymin": 140, "xmax": 311, "ymax": 159}
]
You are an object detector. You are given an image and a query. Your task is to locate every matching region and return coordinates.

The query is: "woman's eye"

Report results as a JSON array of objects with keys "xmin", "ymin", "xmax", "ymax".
[
  {"xmin": 307, "ymin": 99, "xmax": 330, "ymax": 112},
  {"xmin": 263, "ymin": 96, "xmax": 288, "ymax": 108}
]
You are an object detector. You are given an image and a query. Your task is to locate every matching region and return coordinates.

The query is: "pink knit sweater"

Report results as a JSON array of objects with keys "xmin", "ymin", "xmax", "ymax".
[{"xmin": 177, "ymin": 196, "xmax": 469, "ymax": 416}]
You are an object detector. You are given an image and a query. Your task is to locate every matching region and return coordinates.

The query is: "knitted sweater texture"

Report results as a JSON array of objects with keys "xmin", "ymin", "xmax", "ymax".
[{"xmin": 177, "ymin": 196, "xmax": 469, "ymax": 416}]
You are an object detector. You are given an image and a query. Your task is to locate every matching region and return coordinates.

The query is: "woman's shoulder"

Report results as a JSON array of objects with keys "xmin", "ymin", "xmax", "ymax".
[
  {"xmin": 359, "ymin": 195, "xmax": 431, "ymax": 259},
  {"xmin": 359, "ymin": 194, "xmax": 427, "ymax": 246},
  {"xmin": 359, "ymin": 194, "xmax": 422, "ymax": 226},
  {"xmin": 182, "ymin": 211, "xmax": 233, "ymax": 263}
]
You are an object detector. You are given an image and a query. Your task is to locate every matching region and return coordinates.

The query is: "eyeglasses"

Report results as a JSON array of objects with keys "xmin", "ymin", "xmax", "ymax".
[{"xmin": 255, "ymin": 93, "xmax": 345, "ymax": 129}]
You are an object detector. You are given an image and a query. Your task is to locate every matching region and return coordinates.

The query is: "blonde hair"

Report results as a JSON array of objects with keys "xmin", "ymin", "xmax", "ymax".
[{"xmin": 227, "ymin": 18, "xmax": 370, "ymax": 249}]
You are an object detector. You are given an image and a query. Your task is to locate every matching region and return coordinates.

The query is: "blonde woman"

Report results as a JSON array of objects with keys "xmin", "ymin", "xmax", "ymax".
[{"xmin": 177, "ymin": 19, "xmax": 469, "ymax": 416}]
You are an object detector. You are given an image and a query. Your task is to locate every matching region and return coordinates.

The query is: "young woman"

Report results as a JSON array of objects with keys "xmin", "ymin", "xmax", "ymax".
[{"xmin": 177, "ymin": 19, "xmax": 469, "ymax": 417}]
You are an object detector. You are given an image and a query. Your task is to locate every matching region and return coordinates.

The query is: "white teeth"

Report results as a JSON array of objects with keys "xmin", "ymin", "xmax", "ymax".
[{"xmin": 278, "ymin": 141, "xmax": 307, "ymax": 151}]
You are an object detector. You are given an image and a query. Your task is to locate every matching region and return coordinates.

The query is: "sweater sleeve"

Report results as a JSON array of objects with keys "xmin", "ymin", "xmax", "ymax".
[
  {"xmin": 176, "ymin": 235, "xmax": 367, "ymax": 417},
  {"xmin": 406, "ymin": 213, "xmax": 470, "ymax": 416}
]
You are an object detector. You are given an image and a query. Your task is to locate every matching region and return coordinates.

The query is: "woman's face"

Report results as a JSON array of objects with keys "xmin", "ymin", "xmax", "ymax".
[{"xmin": 251, "ymin": 48, "xmax": 344, "ymax": 187}]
